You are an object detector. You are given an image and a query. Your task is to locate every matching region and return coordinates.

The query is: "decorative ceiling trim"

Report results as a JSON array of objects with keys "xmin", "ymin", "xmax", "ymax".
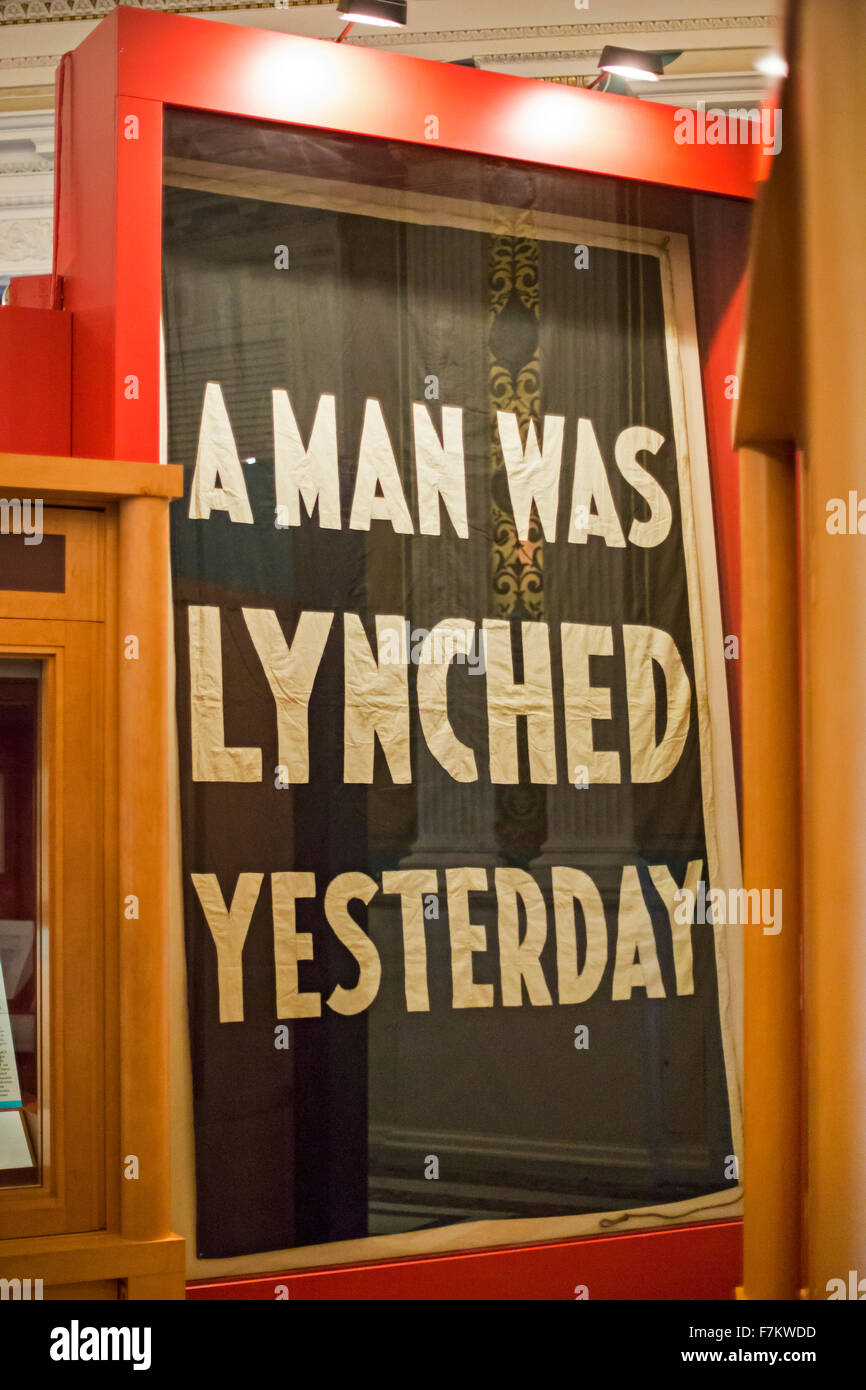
[
  {"xmin": 461, "ymin": 43, "xmax": 770, "ymax": 67},
  {"xmin": 0, "ymin": 189, "xmax": 54, "ymax": 210},
  {"xmin": 475, "ymin": 46, "xmax": 603, "ymax": 65},
  {"xmin": 348, "ymin": 17, "xmax": 778, "ymax": 47},
  {"xmin": 0, "ymin": 0, "xmax": 329, "ymax": 25},
  {"xmin": 0, "ymin": 54, "xmax": 62, "ymax": 67},
  {"xmin": 0, "ymin": 158, "xmax": 52, "ymax": 170},
  {"xmin": 0, "ymin": 53, "xmax": 62, "ymax": 66},
  {"xmin": 542, "ymin": 76, "xmax": 593, "ymax": 88},
  {"xmin": 473, "ymin": 47, "xmax": 604, "ymax": 65},
  {"xmin": 0, "ymin": 4, "xmax": 778, "ymax": 32}
]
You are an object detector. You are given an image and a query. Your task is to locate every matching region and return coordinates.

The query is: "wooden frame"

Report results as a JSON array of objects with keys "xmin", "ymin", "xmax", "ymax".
[
  {"xmin": 0, "ymin": 454, "xmax": 185, "ymax": 1298},
  {"xmin": 0, "ymin": 623, "xmax": 103, "ymax": 1238},
  {"xmin": 734, "ymin": 0, "xmax": 866, "ymax": 1302}
]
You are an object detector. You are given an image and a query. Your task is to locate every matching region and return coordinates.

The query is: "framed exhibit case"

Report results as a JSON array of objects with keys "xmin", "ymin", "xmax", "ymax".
[
  {"xmin": 3, "ymin": 6, "xmax": 760, "ymax": 1299},
  {"xmin": 0, "ymin": 456, "xmax": 184, "ymax": 1298}
]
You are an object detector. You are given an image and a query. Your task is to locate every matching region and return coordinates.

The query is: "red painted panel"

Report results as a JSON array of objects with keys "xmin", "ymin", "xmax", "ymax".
[
  {"xmin": 110, "ymin": 8, "xmax": 754, "ymax": 200},
  {"xmin": 0, "ymin": 306, "xmax": 71, "ymax": 456},
  {"xmin": 59, "ymin": 6, "xmax": 758, "ymax": 468},
  {"xmin": 7, "ymin": 275, "xmax": 54, "ymax": 311},
  {"xmin": 114, "ymin": 96, "xmax": 164, "ymax": 463},
  {"xmin": 186, "ymin": 1219, "xmax": 742, "ymax": 1301},
  {"xmin": 52, "ymin": 41, "xmax": 162, "ymax": 463},
  {"xmin": 54, "ymin": 23, "xmax": 119, "ymax": 462},
  {"xmin": 705, "ymin": 277, "xmax": 747, "ymax": 794}
]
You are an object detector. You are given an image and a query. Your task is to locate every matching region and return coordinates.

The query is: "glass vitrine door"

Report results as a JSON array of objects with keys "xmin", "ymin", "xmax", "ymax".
[
  {"xmin": 0, "ymin": 504, "xmax": 106, "ymax": 1241},
  {"xmin": 0, "ymin": 661, "xmax": 41, "ymax": 1188}
]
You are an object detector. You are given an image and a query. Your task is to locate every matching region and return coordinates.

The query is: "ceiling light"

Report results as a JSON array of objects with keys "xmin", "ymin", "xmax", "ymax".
[
  {"xmin": 598, "ymin": 45, "xmax": 664, "ymax": 83},
  {"xmin": 754, "ymin": 53, "xmax": 789, "ymax": 78},
  {"xmin": 336, "ymin": 0, "xmax": 407, "ymax": 26}
]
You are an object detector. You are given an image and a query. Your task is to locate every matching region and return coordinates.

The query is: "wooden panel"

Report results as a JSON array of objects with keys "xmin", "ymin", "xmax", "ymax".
[
  {"xmin": 117, "ymin": 498, "xmax": 172, "ymax": 1244},
  {"xmin": 0, "ymin": 495, "xmax": 184, "ymax": 1295},
  {"xmin": 798, "ymin": 0, "xmax": 866, "ymax": 1296},
  {"xmin": 738, "ymin": 446, "xmax": 801, "ymax": 1299},
  {"xmin": 46, "ymin": 1280, "xmax": 118, "ymax": 1300},
  {"xmin": 0, "ymin": 1231, "xmax": 184, "ymax": 1286},
  {"xmin": 0, "ymin": 614, "xmax": 106, "ymax": 1239},
  {"xmin": 124, "ymin": 1272, "xmax": 184, "ymax": 1300},
  {"xmin": 0, "ymin": 535, "xmax": 65, "ymax": 593},
  {"xmin": 0, "ymin": 509, "xmax": 103, "ymax": 623},
  {"xmin": 0, "ymin": 454, "xmax": 183, "ymax": 504}
]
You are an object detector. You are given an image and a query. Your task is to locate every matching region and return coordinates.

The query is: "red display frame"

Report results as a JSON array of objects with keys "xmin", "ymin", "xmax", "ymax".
[
  {"xmin": 187, "ymin": 1220, "xmax": 742, "ymax": 1301},
  {"xmin": 54, "ymin": 5, "xmax": 753, "ymax": 1299}
]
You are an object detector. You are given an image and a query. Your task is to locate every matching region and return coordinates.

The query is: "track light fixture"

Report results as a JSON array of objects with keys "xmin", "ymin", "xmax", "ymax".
[
  {"xmin": 336, "ymin": 0, "xmax": 407, "ymax": 26},
  {"xmin": 598, "ymin": 46, "xmax": 664, "ymax": 83},
  {"xmin": 592, "ymin": 47, "xmax": 681, "ymax": 97}
]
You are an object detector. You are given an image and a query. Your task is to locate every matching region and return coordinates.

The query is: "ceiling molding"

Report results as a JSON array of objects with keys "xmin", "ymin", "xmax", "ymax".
[
  {"xmin": 472, "ymin": 46, "xmax": 770, "ymax": 69},
  {"xmin": 0, "ymin": 54, "xmax": 62, "ymax": 67},
  {"xmin": 0, "ymin": 158, "xmax": 51, "ymax": 170},
  {"xmin": 0, "ymin": 0, "xmax": 328, "ymax": 24},
  {"xmin": 0, "ymin": 184, "xmax": 53, "ymax": 210},
  {"xmin": 473, "ymin": 47, "xmax": 610, "ymax": 65},
  {"xmin": 348, "ymin": 16, "xmax": 777, "ymax": 47},
  {"xmin": 0, "ymin": 4, "xmax": 779, "ymax": 33},
  {"xmin": 0, "ymin": 109, "xmax": 55, "ymax": 139},
  {"xmin": 0, "ymin": 87, "xmax": 56, "ymax": 109}
]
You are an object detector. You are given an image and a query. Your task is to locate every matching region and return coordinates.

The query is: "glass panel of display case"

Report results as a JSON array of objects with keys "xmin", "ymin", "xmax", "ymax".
[
  {"xmin": 163, "ymin": 110, "xmax": 749, "ymax": 1257},
  {"xmin": 0, "ymin": 663, "xmax": 42, "ymax": 1187}
]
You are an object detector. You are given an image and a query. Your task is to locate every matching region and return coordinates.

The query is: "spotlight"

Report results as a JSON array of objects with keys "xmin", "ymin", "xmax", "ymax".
[
  {"xmin": 754, "ymin": 53, "xmax": 789, "ymax": 79},
  {"xmin": 590, "ymin": 47, "xmax": 680, "ymax": 97},
  {"xmin": 598, "ymin": 45, "xmax": 664, "ymax": 83},
  {"xmin": 336, "ymin": 0, "xmax": 407, "ymax": 26}
]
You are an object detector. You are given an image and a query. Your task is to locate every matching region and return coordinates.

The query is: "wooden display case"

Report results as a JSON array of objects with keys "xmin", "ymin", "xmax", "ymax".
[
  {"xmin": 0, "ymin": 453, "xmax": 185, "ymax": 1299},
  {"xmin": 2, "ymin": 5, "xmax": 761, "ymax": 1298}
]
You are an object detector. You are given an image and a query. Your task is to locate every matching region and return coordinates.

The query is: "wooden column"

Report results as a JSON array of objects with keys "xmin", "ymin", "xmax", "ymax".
[
  {"xmin": 798, "ymin": 0, "xmax": 866, "ymax": 1299},
  {"xmin": 738, "ymin": 445, "xmax": 802, "ymax": 1300},
  {"xmin": 118, "ymin": 495, "xmax": 174, "ymax": 1250},
  {"xmin": 737, "ymin": 0, "xmax": 866, "ymax": 1299}
]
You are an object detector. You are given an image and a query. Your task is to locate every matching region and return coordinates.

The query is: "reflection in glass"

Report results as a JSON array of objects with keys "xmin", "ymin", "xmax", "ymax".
[{"xmin": 0, "ymin": 666, "xmax": 41, "ymax": 1187}]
